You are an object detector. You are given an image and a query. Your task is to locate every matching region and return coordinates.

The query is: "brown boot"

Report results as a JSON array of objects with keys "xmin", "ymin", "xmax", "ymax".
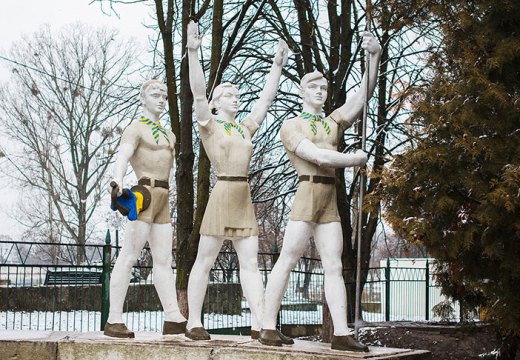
[
  {"xmin": 254, "ymin": 329, "xmax": 293, "ymax": 344},
  {"xmin": 277, "ymin": 330, "xmax": 294, "ymax": 345},
  {"xmin": 258, "ymin": 329, "xmax": 282, "ymax": 347},
  {"xmin": 163, "ymin": 320, "xmax": 187, "ymax": 335},
  {"xmin": 185, "ymin": 326, "xmax": 210, "ymax": 340},
  {"xmin": 103, "ymin": 322, "xmax": 135, "ymax": 338},
  {"xmin": 331, "ymin": 335, "xmax": 369, "ymax": 352}
]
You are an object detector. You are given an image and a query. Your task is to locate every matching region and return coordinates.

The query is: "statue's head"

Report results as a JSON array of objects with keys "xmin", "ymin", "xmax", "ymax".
[
  {"xmin": 140, "ymin": 80, "xmax": 168, "ymax": 116},
  {"xmin": 300, "ymin": 71, "xmax": 328, "ymax": 109},
  {"xmin": 210, "ymin": 83, "xmax": 240, "ymax": 115}
]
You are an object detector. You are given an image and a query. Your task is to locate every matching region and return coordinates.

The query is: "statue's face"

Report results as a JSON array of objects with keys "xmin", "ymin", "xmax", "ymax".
[
  {"xmin": 215, "ymin": 86, "xmax": 240, "ymax": 114},
  {"xmin": 141, "ymin": 84, "xmax": 168, "ymax": 116},
  {"xmin": 301, "ymin": 77, "xmax": 328, "ymax": 109}
]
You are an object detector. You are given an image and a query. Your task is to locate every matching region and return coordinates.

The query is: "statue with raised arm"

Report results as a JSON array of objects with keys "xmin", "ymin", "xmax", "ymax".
[
  {"xmin": 103, "ymin": 80, "xmax": 187, "ymax": 338},
  {"xmin": 185, "ymin": 21, "xmax": 289, "ymax": 341},
  {"xmin": 259, "ymin": 32, "xmax": 381, "ymax": 352}
]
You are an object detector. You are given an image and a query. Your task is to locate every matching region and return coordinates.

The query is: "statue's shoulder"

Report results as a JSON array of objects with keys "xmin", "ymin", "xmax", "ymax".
[
  {"xmin": 280, "ymin": 115, "xmax": 302, "ymax": 132},
  {"xmin": 166, "ymin": 128, "xmax": 176, "ymax": 144},
  {"xmin": 282, "ymin": 115, "xmax": 301, "ymax": 125},
  {"xmin": 122, "ymin": 120, "xmax": 143, "ymax": 135},
  {"xmin": 127, "ymin": 119, "xmax": 143, "ymax": 129}
]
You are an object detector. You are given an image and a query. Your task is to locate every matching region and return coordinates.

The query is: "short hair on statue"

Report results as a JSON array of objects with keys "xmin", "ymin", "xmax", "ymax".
[
  {"xmin": 140, "ymin": 79, "xmax": 166, "ymax": 99},
  {"xmin": 209, "ymin": 83, "xmax": 239, "ymax": 112},
  {"xmin": 300, "ymin": 71, "xmax": 327, "ymax": 89}
]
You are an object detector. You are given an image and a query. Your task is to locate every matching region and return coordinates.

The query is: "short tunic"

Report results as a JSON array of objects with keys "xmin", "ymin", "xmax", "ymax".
[
  {"xmin": 120, "ymin": 120, "xmax": 176, "ymax": 224},
  {"xmin": 280, "ymin": 109, "xmax": 349, "ymax": 224},
  {"xmin": 199, "ymin": 116, "xmax": 259, "ymax": 238}
]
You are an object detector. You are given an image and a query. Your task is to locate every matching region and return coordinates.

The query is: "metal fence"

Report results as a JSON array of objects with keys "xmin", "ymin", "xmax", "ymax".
[{"xmin": 0, "ymin": 239, "xmax": 459, "ymax": 334}]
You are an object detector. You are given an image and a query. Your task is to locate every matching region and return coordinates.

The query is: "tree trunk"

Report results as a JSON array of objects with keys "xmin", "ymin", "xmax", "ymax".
[
  {"xmin": 322, "ymin": 300, "xmax": 333, "ymax": 343},
  {"xmin": 77, "ymin": 199, "xmax": 87, "ymax": 265},
  {"xmin": 176, "ymin": 288, "xmax": 189, "ymax": 319},
  {"xmin": 498, "ymin": 331, "xmax": 519, "ymax": 360},
  {"xmin": 174, "ymin": 0, "xmax": 196, "ymax": 317}
]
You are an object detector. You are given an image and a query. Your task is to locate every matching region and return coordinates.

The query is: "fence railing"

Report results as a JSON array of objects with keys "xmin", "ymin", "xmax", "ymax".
[{"xmin": 0, "ymin": 239, "xmax": 459, "ymax": 333}]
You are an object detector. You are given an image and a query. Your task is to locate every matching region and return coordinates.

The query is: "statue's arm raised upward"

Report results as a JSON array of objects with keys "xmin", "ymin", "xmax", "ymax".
[
  {"xmin": 187, "ymin": 21, "xmax": 212, "ymax": 124},
  {"xmin": 334, "ymin": 31, "xmax": 381, "ymax": 129},
  {"xmin": 247, "ymin": 40, "xmax": 289, "ymax": 126}
]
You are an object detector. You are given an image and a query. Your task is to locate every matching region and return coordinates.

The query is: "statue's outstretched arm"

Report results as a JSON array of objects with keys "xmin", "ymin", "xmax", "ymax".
[
  {"xmin": 187, "ymin": 21, "xmax": 212, "ymax": 124},
  {"xmin": 295, "ymin": 139, "xmax": 367, "ymax": 168},
  {"xmin": 248, "ymin": 40, "xmax": 289, "ymax": 126},
  {"xmin": 334, "ymin": 31, "xmax": 381, "ymax": 129}
]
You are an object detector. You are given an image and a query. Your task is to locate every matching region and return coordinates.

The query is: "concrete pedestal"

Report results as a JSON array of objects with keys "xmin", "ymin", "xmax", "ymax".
[{"xmin": 0, "ymin": 330, "xmax": 431, "ymax": 360}]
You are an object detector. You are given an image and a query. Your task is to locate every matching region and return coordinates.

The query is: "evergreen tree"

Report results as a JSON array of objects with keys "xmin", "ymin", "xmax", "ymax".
[{"xmin": 382, "ymin": 1, "xmax": 520, "ymax": 357}]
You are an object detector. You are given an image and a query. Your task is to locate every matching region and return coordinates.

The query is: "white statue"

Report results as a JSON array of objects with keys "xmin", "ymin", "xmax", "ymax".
[
  {"xmin": 259, "ymin": 32, "xmax": 381, "ymax": 352},
  {"xmin": 185, "ymin": 21, "xmax": 289, "ymax": 341},
  {"xmin": 104, "ymin": 80, "xmax": 187, "ymax": 338}
]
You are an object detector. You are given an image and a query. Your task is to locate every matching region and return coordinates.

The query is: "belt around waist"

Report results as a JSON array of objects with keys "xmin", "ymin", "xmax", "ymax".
[
  {"xmin": 138, "ymin": 178, "xmax": 169, "ymax": 189},
  {"xmin": 217, "ymin": 176, "xmax": 248, "ymax": 182},
  {"xmin": 298, "ymin": 175, "xmax": 335, "ymax": 185}
]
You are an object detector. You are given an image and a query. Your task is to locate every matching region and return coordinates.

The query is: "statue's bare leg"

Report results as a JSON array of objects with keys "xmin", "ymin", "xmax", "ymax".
[
  {"xmin": 262, "ymin": 220, "xmax": 312, "ymax": 330},
  {"xmin": 186, "ymin": 235, "xmax": 224, "ymax": 330},
  {"xmin": 148, "ymin": 223, "xmax": 186, "ymax": 322},
  {"xmin": 232, "ymin": 235, "xmax": 263, "ymax": 331},
  {"xmin": 313, "ymin": 222, "xmax": 349, "ymax": 335},
  {"xmin": 107, "ymin": 220, "xmax": 150, "ymax": 324}
]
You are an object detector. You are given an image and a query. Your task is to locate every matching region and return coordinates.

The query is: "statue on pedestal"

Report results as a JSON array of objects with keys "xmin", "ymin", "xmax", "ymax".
[
  {"xmin": 259, "ymin": 32, "xmax": 381, "ymax": 352},
  {"xmin": 104, "ymin": 80, "xmax": 187, "ymax": 338},
  {"xmin": 184, "ymin": 21, "xmax": 289, "ymax": 341}
]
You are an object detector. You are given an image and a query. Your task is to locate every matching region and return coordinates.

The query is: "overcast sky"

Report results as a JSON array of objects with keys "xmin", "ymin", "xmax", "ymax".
[
  {"xmin": 0, "ymin": 0, "xmax": 155, "ymax": 80},
  {"xmin": 0, "ymin": 0, "xmax": 155, "ymax": 240}
]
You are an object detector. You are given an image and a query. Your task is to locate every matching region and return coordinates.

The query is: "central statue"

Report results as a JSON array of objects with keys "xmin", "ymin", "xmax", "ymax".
[{"xmin": 184, "ymin": 21, "xmax": 289, "ymax": 341}]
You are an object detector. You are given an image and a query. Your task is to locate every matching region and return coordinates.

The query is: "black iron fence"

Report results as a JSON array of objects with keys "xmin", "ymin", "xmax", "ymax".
[{"xmin": 0, "ymin": 239, "xmax": 461, "ymax": 333}]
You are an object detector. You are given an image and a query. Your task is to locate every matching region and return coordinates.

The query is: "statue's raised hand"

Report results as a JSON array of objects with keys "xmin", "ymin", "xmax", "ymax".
[
  {"xmin": 187, "ymin": 20, "xmax": 202, "ymax": 50},
  {"xmin": 361, "ymin": 31, "xmax": 381, "ymax": 55},
  {"xmin": 274, "ymin": 39, "xmax": 289, "ymax": 67}
]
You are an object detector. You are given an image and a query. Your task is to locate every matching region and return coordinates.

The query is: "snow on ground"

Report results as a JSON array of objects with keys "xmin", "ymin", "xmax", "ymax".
[
  {"xmin": 0, "ymin": 307, "xmax": 325, "ymax": 332},
  {"xmin": 1, "ymin": 308, "xmax": 424, "ymax": 332},
  {"xmin": 1, "ymin": 310, "xmax": 103, "ymax": 332},
  {"xmin": 478, "ymin": 349, "xmax": 499, "ymax": 359}
]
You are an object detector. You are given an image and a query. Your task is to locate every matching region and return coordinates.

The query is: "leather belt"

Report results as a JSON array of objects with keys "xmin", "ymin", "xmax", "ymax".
[
  {"xmin": 298, "ymin": 175, "xmax": 335, "ymax": 185},
  {"xmin": 217, "ymin": 176, "xmax": 248, "ymax": 182},
  {"xmin": 138, "ymin": 177, "xmax": 169, "ymax": 189}
]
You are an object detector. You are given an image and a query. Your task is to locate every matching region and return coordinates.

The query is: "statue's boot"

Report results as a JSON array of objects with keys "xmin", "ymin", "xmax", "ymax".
[
  {"xmin": 331, "ymin": 335, "xmax": 369, "ymax": 352},
  {"xmin": 258, "ymin": 329, "xmax": 282, "ymax": 346},
  {"xmin": 254, "ymin": 329, "xmax": 293, "ymax": 344},
  {"xmin": 103, "ymin": 322, "xmax": 135, "ymax": 338},
  {"xmin": 185, "ymin": 326, "xmax": 211, "ymax": 340},
  {"xmin": 163, "ymin": 320, "xmax": 187, "ymax": 335}
]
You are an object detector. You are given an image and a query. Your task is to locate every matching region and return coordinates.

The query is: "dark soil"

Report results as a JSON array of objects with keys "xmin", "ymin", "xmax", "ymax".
[{"xmin": 357, "ymin": 322, "xmax": 520, "ymax": 360}]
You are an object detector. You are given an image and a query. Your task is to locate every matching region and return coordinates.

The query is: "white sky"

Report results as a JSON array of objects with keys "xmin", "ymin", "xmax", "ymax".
[
  {"xmin": 0, "ymin": 0, "xmax": 155, "ymax": 240},
  {"xmin": 0, "ymin": 0, "xmax": 155, "ymax": 80}
]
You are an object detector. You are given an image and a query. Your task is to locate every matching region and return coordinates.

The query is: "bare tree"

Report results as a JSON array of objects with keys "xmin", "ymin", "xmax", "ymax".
[{"xmin": 0, "ymin": 23, "xmax": 140, "ymax": 264}]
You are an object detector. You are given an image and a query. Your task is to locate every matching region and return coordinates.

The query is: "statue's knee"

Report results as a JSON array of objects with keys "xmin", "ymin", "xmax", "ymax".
[
  {"xmin": 117, "ymin": 256, "xmax": 136, "ymax": 271},
  {"xmin": 193, "ymin": 258, "xmax": 214, "ymax": 274},
  {"xmin": 240, "ymin": 258, "xmax": 258, "ymax": 273},
  {"xmin": 153, "ymin": 257, "xmax": 172, "ymax": 271},
  {"xmin": 324, "ymin": 263, "xmax": 342, "ymax": 277}
]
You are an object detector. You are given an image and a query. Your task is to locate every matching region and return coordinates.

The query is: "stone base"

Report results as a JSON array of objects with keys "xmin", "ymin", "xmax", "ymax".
[{"xmin": 0, "ymin": 330, "xmax": 431, "ymax": 360}]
